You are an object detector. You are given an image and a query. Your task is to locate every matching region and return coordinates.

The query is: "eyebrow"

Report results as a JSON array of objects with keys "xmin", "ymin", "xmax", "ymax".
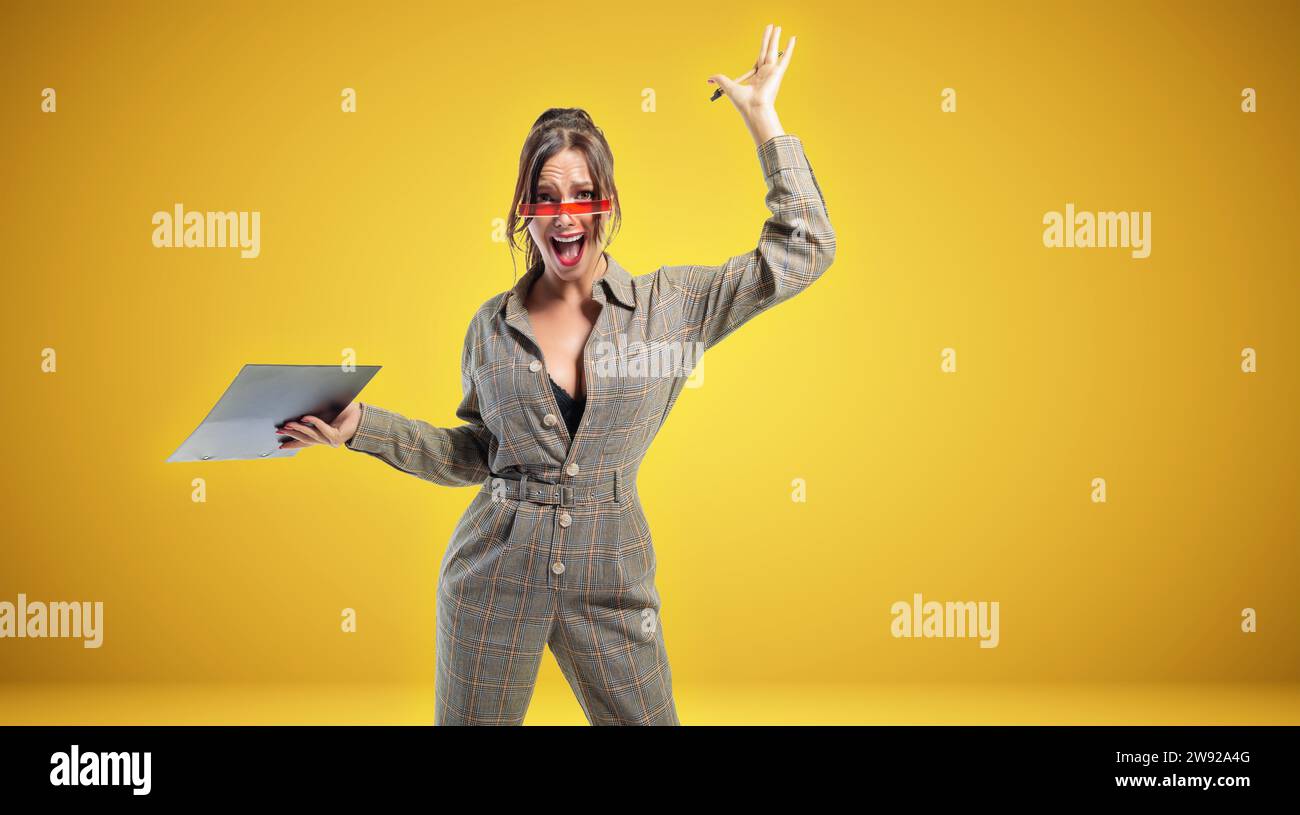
[{"xmin": 537, "ymin": 180, "xmax": 594, "ymax": 191}]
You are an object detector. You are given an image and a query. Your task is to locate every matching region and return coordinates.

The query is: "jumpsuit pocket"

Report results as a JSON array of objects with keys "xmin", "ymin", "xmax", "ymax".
[
  {"xmin": 469, "ymin": 358, "xmax": 517, "ymax": 439},
  {"xmin": 613, "ymin": 500, "xmax": 657, "ymax": 589},
  {"xmin": 439, "ymin": 488, "xmax": 522, "ymax": 585}
]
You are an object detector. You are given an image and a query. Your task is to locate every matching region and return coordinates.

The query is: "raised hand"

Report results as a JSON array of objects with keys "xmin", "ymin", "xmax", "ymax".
[{"xmin": 708, "ymin": 24, "xmax": 795, "ymax": 145}]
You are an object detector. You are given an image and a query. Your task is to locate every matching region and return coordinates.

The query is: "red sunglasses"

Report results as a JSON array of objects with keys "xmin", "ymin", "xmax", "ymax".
[{"xmin": 517, "ymin": 198, "xmax": 613, "ymax": 218}]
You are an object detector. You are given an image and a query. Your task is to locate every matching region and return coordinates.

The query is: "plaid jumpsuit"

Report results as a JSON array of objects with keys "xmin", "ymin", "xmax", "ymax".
[{"xmin": 346, "ymin": 133, "xmax": 835, "ymax": 725}]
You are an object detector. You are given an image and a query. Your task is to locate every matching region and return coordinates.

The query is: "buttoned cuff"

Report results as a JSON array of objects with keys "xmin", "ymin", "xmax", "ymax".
[
  {"xmin": 757, "ymin": 133, "xmax": 810, "ymax": 179},
  {"xmin": 345, "ymin": 402, "xmax": 392, "ymax": 454}
]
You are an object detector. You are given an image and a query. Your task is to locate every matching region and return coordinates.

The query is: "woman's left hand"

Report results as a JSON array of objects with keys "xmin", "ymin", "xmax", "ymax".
[{"xmin": 708, "ymin": 24, "xmax": 795, "ymax": 145}]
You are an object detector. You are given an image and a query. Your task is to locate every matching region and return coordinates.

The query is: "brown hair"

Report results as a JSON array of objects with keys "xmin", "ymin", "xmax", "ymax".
[{"xmin": 506, "ymin": 108, "xmax": 622, "ymax": 284}]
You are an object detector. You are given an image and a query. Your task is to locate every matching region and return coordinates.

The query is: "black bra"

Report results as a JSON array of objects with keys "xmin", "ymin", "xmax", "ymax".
[{"xmin": 549, "ymin": 376, "xmax": 585, "ymax": 438}]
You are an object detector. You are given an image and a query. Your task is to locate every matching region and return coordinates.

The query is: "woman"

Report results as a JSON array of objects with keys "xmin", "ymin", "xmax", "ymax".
[{"xmin": 276, "ymin": 24, "xmax": 835, "ymax": 725}]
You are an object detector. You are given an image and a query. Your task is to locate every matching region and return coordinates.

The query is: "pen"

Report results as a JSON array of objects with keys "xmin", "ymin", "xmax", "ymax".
[{"xmin": 710, "ymin": 50, "xmax": 782, "ymax": 101}]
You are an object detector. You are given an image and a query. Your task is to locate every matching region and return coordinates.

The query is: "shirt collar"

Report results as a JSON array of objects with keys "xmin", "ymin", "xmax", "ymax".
[{"xmin": 499, "ymin": 251, "xmax": 636, "ymax": 315}]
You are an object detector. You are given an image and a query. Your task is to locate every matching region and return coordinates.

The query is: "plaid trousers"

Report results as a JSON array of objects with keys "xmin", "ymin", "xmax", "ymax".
[{"xmin": 346, "ymin": 133, "xmax": 835, "ymax": 725}]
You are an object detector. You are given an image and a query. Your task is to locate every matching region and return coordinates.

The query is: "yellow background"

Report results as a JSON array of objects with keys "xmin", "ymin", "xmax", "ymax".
[{"xmin": 2, "ymin": 0, "xmax": 1297, "ymax": 723}]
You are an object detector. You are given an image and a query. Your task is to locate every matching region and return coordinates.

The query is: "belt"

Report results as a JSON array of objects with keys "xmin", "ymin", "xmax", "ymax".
[{"xmin": 485, "ymin": 471, "xmax": 621, "ymax": 507}]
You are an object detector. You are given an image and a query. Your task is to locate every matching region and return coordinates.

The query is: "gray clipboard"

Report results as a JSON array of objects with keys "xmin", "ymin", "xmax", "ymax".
[{"xmin": 166, "ymin": 364, "xmax": 381, "ymax": 462}]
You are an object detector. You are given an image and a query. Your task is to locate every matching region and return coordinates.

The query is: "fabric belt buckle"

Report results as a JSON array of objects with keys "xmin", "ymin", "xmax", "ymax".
[{"xmin": 559, "ymin": 484, "xmax": 575, "ymax": 507}]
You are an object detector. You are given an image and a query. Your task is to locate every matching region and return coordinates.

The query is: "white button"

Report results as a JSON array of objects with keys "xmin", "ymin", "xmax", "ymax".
[
  {"xmin": 565, "ymin": 462, "xmax": 580, "ymax": 476},
  {"xmin": 543, "ymin": 413, "xmax": 558, "ymax": 427},
  {"xmin": 529, "ymin": 360, "xmax": 542, "ymax": 373},
  {"xmin": 558, "ymin": 512, "xmax": 572, "ymax": 528},
  {"xmin": 551, "ymin": 562, "xmax": 566, "ymax": 575}
]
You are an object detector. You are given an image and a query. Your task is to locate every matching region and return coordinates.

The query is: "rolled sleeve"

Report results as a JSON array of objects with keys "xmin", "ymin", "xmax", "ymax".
[
  {"xmin": 344, "ymin": 323, "xmax": 494, "ymax": 488},
  {"xmin": 345, "ymin": 401, "xmax": 491, "ymax": 487},
  {"xmin": 344, "ymin": 402, "xmax": 395, "ymax": 455},
  {"xmin": 659, "ymin": 132, "xmax": 836, "ymax": 351}
]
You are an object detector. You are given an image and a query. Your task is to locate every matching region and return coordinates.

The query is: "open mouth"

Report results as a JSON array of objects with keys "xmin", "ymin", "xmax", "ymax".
[{"xmin": 550, "ymin": 233, "xmax": 586, "ymax": 267}]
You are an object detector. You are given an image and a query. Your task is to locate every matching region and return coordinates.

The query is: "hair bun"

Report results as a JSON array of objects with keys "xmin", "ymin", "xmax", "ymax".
[{"xmin": 533, "ymin": 107, "xmax": 595, "ymax": 131}]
